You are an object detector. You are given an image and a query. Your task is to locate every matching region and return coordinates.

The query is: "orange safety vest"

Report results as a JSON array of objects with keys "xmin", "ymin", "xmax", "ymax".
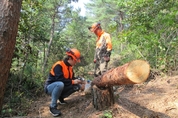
[
  {"xmin": 96, "ymin": 31, "xmax": 112, "ymax": 51},
  {"xmin": 50, "ymin": 61, "xmax": 73, "ymax": 79}
]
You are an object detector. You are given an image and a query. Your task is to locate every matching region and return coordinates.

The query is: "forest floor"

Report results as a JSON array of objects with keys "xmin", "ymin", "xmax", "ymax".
[{"xmin": 18, "ymin": 74, "xmax": 178, "ymax": 118}]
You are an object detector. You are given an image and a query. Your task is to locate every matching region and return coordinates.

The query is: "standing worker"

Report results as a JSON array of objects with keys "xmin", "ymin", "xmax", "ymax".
[
  {"xmin": 44, "ymin": 48, "xmax": 83, "ymax": 117},
  {"xmin": 88, "ymin": 22, "xmax": 112, "ymax": 77}
]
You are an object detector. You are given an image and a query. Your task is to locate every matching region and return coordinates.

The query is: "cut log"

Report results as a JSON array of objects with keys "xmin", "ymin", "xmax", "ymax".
[
  {"xmin": 92, "ymin": 60, "xmax": 150, "ymax": 87},
  {"xmin": 91, "ymin": 60, "xmax": 150, "ymax": 110}
]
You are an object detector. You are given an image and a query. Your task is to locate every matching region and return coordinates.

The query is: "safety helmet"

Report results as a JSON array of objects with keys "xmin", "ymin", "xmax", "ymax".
[
  {"xmin": 88, "ymin": 22, "xmax": 101, "ymax": 32},
  {"xmin": 66, "ymin": 48, "xmax": 81, "ymax": 62}
]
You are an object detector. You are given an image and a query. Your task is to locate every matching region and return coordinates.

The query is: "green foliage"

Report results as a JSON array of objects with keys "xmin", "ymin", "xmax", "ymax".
[
  {"xmin": 3, "ymin": 0, "xmax": 178, "ymax": 116},
  {"xmin": 86, "ymin": 0, "xmax": 126, "ymax": 34},
  {"xmin": 2, "ymin": 71, "xmax": 43, "ymax": 117},
  {"xmin": 119, "ymin": 0, "xmax": 178, "ymax": 72},
  {"xmin": 58, "ymin": 12, "xmax": 94, "ymax": 65},
  {"xmin": 4, "ymin": 0, "xmax": 93, "ymax": 116},
  {"xmin": 100, "ymin": 110, "xmax": 113, "ymax": 118},
  {"xmin": 86, "ymin": 0, "xmax": 178, "ymax": 73}
]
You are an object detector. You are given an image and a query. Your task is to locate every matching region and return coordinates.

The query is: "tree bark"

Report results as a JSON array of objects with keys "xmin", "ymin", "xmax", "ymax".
[
  {"xmin": 91, "ymin": 60, "xmax": 150, "ymax": 110},
  {"xmin": 92, "ymin": 85, "xmax": 114, "ymax": 110},
  {"xmin": 92, "ymin": 60, "xmax": 150, "ymax": 87},
  {"xmin": 0, "ymin": 0, "xmax": 22, "ymax": 112}
]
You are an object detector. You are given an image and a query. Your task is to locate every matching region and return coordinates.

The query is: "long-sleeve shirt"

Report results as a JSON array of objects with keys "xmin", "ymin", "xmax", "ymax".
[
  {"xmin": 94, "ymin": 31, "xmax": 112, "ymax": 60},
  {"xmin": 45, "ymin": 59, "xmax": 75, "ymax": 87}
]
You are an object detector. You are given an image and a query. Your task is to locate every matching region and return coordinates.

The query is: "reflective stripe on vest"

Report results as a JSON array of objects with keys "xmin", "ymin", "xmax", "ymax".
[{"xmin": 50, "ymin": 61, "xmax": 73, "ymax": 79}]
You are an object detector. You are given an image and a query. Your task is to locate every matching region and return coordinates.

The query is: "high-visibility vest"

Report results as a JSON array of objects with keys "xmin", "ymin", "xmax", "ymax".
[
  {"xmin": 50, "ymin": 61, "xmax": 73, "ymax": 79},
  {"xmin": 96, "ymin": 32, "xmax": 112, "ymax": 51}
]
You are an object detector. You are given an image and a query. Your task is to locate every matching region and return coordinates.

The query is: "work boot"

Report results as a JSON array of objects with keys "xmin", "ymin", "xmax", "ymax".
[
  {"xmin": 49, "ymin": 107, "xmax": 61, "ymax": 117},
  {"xmin": 59, "ymin": 97, "xmax": 67, "ymax": 105}
]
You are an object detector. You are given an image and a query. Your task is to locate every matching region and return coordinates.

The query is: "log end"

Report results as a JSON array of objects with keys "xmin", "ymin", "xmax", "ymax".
[{"xmin": 126, "ymin": 60, "xmax": 150, "ymax": 84}]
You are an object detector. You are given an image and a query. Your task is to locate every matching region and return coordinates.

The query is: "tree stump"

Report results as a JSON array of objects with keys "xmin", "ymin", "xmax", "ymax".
[
  {"xmin": 91, "ymin": 60, "xmax": 150, "ymax": 110},
  {"xmin": 91, "ymin": 85, "xmax": 114, "ymax": 110}
]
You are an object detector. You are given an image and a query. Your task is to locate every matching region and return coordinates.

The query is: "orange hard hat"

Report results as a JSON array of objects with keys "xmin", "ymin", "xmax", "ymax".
[
  {"xmin": 88, "ymin": 22, "xmax": 101, "ymax": 32},
  {"xmin": 66, "ymin": 48, "xmax": 81, "ymax": 62}
]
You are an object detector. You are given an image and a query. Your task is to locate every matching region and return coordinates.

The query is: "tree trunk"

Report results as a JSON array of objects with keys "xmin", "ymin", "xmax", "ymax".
[
  {"xmin": 0, "ymin": 0, "xmax": 22, "ymax": 112},
  {"xmin": 42, "ymin": 11, "xmax": 56, "ymax": 73},
  {"xmin": 91, "ymin": 60, "xmax": 150, "ymax": 110}
]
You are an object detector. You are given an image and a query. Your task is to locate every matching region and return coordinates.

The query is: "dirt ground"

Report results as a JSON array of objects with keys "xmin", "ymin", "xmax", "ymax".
[{"xmin": 25, "ymin": 75, "xmax": 178, "ymax": 118}]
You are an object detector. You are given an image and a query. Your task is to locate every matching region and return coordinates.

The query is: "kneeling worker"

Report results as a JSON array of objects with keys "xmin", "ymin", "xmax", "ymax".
[{"xmin": 44, "ymin": 48, "xmax": 83, "ymax": 116}]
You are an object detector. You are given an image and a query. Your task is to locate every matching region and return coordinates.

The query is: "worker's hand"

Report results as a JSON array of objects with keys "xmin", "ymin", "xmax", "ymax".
[
  {"xmin": 93, "ymin": 59, "xmax": 97, "ymax": 63},
  {"xmin": 73, "ymin": 79, "xmax": 82, "ymax": 84},
  {"xmin": 104, "ymin": 56, "xmax": 110, "ymax": 62}
]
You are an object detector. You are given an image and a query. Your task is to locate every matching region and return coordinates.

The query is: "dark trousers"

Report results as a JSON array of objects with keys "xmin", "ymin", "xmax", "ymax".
[{"xmin": 60, "ymin": 84, "xmax": 80, "ymax": 98}]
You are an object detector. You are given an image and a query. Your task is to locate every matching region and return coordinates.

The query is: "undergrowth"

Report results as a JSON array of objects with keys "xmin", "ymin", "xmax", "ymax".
[{"xmin": 1, "ymin": 73, "xmax": 44, "ymax": 117}]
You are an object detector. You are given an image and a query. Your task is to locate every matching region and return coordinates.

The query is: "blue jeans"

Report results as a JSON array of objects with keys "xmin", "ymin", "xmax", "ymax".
[
  {"xmin": 46, "ymin": 82, "xmax": 81, "ymax": 108},
  {"xmin": 46, "ymin": 82, "xmax": 64, "ymax": 108}
]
